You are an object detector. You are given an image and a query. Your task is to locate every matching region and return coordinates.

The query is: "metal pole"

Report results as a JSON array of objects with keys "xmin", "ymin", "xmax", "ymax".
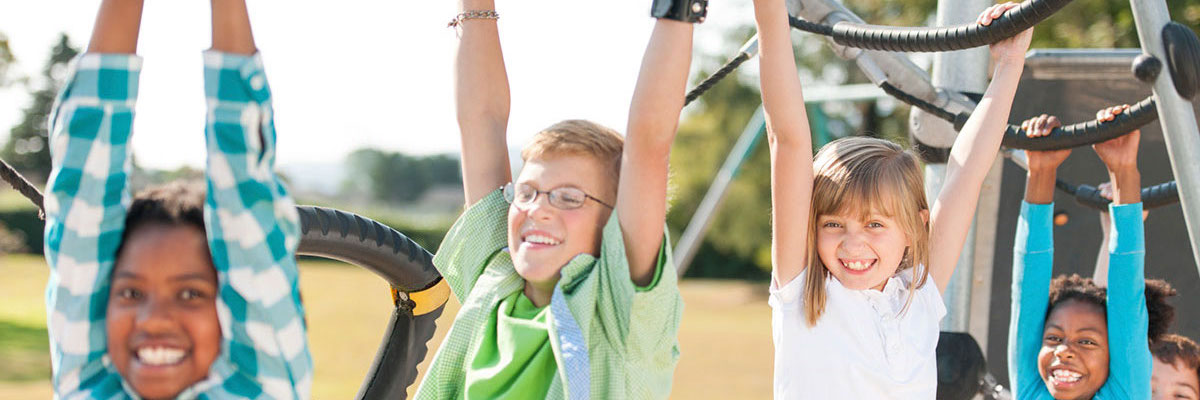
[
  {"xmin": 675, "ymin": 108, "xmax": 766, "ymax": 276},
  {"xmin": 914, "ymin": 0, "xmax": 992, "ymax": 333},
  {"xmin": 787, "ymin": 0, "xmax": 979, "ymax": 149},
  {"xmin": 1128, "ymin": 1, "xmax": 1200, "ymax": 273}
]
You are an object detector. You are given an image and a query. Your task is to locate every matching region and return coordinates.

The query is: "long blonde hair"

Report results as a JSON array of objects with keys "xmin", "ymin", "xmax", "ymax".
[{"xmin": 803, "ymin": 136, "xmax": 931, "ymax": 326}]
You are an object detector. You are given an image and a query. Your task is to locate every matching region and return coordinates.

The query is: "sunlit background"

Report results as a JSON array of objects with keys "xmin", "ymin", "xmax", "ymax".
[{"xmin": 3, "ymin": 0, "xmax": 1198, "ymax": 398}]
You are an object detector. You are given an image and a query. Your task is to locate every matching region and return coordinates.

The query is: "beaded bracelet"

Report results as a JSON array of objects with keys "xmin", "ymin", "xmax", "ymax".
[{"xmin": 447, "ymin": 10, "xmax": 500, "ymax": 29}]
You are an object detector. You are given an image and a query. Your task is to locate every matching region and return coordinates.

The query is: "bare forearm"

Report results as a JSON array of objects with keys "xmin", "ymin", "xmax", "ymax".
[
  {"xmin": 87, "ymin": 0, "xmax": 143, "ymax": 53},
  {"xmin": 754, "ymin": 0, "xmax": 811, "ymax": 147},
  {"xmin": 946, "ymin": 60, "xmax": 1023, "ymax": 188},
  {"xmin": 456, "ymin": 0, "xmax": 511, "ymax": 205},
  {"xmin": 627, "ymin": 19, "xmax": 692, "ymax": 151},
  {"xmin": 619, "ymin": 18, "xmax": 693, "ymax": 285},
  {"xmin": 930, "ymin": 59, "xmax": 1024, "ymax": 290},
  {"xmin": 1108, "ymin": 167, "xmax": 1141, "ymax": 204},
  {"xmin": 210, "ymin": 0, "xmax": 257, "ymax": 55},
  {"xmin": 1024, "ymin": 169, "xmax": 1056, "ymax": 204}
]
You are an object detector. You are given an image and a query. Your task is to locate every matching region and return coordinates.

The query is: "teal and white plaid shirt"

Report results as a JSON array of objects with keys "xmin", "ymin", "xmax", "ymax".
[{"xmin": 43, "ymin": 51, "xmax": 311, "ymax": 399}]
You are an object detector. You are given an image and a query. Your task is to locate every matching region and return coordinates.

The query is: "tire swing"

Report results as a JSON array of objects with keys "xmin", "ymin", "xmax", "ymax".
[{"xmin": 295, "ymin": 206, "xmax": 449, "ymax": 400}]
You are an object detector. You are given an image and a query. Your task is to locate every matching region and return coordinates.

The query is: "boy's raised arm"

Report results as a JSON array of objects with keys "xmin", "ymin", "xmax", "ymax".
[
  {"xmin": 200, "ymin": 0, "xmax": 311, "ymax": 397},
  {"xmin": 929, "ymin": 2, "xmax": 1032, "ymax": 292},
  {"xmin": 455, "ymin": 0, "xmax": 512, "ymax": 206},
  {"xmin": 754, "ymin": 0, "xmax": 815, "ymax": 287},
  {"xmin": 620, "ymin": 17, "xmax": 693, "ymax": 286},
  {"xmin": 43, "ymin": 0, "xmax": 143, "ymax": 395}
]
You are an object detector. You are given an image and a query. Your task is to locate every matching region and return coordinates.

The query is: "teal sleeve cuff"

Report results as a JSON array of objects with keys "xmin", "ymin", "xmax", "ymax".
[
  {"xmin": 1017, "ymin": 201, "xmax": 1054, "ymax": 253},
  {"xmin": 1108, "ymin": 202, "xmax": 1145, "ymax": 254},
  {"xmin": 202, "ymin": 51, "xmax": 270, "ymax": 104},
  {"xmin": 64, "ymin": 53, "xmax": 143, "ymax": 102}
]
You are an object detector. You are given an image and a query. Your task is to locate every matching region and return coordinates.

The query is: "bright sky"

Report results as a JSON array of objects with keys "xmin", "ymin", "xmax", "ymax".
[{"xmin": 0, "ymin": 1, "xmax": 753, "ymax": 170}]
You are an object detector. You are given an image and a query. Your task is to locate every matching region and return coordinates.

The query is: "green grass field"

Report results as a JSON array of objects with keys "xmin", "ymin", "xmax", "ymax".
[{"xmin": 0, "ymin": 254, "xmax": 773, "ymax": 399}]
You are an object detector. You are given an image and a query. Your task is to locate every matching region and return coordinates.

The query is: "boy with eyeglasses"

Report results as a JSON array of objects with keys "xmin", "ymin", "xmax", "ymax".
[{"xmin": 415, "ymin": 0, "xmax": 701, "ymax": 398}]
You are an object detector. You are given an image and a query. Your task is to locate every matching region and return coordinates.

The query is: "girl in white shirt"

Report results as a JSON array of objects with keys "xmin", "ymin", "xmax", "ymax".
[{"xmin": 752, "ymin": 0, "xmax": 1032, "ymax": 398}]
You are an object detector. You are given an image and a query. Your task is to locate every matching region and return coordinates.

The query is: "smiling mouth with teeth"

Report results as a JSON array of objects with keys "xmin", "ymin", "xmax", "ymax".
[
  {"xmin": 1049, "ymin": 369, "xmax": 1083, "ymax": 385},
  {"xmin": 841, "ymin": 260, "xmax": 875, "ymax": 271},
  {"xmin": 523, "ymin": 234, "xmax": 562, "ymax": 246},
  {"xmin": 135, "ymin": 346, "xmax": 188, "ymax": 366}
]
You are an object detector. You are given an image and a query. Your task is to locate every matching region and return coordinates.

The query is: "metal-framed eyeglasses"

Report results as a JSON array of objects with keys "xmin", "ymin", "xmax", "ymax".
[{"xmin": 502, "ymin": 182, "xmax": 614, "ymax": 210}]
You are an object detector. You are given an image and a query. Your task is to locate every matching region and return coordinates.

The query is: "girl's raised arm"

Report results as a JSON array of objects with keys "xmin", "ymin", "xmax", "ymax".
[
  {"xmin": 454, "ymin": 0, "xmax": 512, "ymax": 206},
  {"xmin": 755, "ymin": 0, "xmax": 815, "ymax": 287},
  {"xmin": 928, "ymin": 2, "xmax": 1031, "ymax": 292},
  {"xmin": 43, "ymin": 0, "xmax": 144, "ymax": 395}
]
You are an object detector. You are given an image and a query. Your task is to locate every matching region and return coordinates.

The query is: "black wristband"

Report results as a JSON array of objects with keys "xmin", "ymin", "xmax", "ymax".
[{"xmin": 651, "ymin": 0, "xmax": 707, "ymax": 23}]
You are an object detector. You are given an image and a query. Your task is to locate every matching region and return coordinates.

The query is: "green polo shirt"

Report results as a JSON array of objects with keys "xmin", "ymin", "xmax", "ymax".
[
  {"xmin": 415, "ymin": 189, "xmax": 683, "ymax": 400},
  {"xmin": 463, "ymin": 290, "xmax": 555, "ymax": 399}
]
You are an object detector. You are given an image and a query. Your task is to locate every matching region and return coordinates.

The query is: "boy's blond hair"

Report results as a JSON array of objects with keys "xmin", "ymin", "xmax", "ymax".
[
  {"xmin": 521, "ymin": 119, "xmax": 624, "ymax": 197},
  {"xmin": 803, "ymin": 136, "xmax": 930, "ymax": 326}
]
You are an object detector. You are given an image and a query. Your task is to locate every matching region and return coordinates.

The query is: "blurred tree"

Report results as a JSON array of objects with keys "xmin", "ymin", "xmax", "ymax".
[
  {"xmin": 1, "ymin": 34, "xmax": 79, "ymax": 183},
  {"xmin": 342, "ymin": 148, "xmax": 461, "ymax": 204},
  {"xmin": 0, "ymin": 32, "xmax": 16, "ymax": 87}
]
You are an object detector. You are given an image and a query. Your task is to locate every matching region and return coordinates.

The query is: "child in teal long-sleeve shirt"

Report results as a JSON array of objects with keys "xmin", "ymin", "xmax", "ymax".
[{"xmin": 1010, "ymin": 109, "xmax": 1176, "ymax": 400}]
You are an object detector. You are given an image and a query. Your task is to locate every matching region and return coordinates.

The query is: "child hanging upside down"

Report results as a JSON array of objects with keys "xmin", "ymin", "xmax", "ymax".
[
  {"xmin": 43, "ymin": 0, "xmax": 310, "ymax": 398},
  {"xmin": 414, "ymin": 0, "xmax": 699, "ymax": 399},
  {"xmin": 1010, "ymin": 108, "xmax": 1177, "ymax": 400}
]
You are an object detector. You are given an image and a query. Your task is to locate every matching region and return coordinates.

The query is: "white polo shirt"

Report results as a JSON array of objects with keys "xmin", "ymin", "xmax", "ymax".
[{"xmin": 769, "ymin": 268, "xmax": 946, "ymax": 399}]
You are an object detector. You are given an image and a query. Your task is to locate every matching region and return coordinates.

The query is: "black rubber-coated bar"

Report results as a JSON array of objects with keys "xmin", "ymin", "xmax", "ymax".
[
  {"xmin": 685, "ymin": 52, "xmax": 753, "ymax": 107},
  {"xmin": 1001, "ymin": 96, "xmax": 1158, "ymax": 151},
  {"xmin": 1070, "ymin": 181, "xmax": 1179, "ymax": 211},
  {"xmin": 879, "ymin": 82, "xmax": 964, "ymax": 124},
  {"xmin": 356, "ymin": 306, "xmax": 444, "ymax": 400},
  {"xmin": 880, "ymin": 80, "xmax": 1158, "ymax": 152},
  {"xmin": 296, "ymin": 206, "xmax": 440, "ymax": 292},
  {"xmin": 826, "ymin": 0, "xmax": 1074, "ymax": 52},
  {"xmin": 788, "ymin": 15, "xmax": 833, "ymax": 36}
]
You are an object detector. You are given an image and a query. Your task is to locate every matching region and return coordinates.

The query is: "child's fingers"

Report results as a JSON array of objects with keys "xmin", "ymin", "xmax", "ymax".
[
  {"xmin": 978, "ymin": 6, "xmax": 991, "ymax": 25},
  {"xmin": 1035, "ymin": 114, "xmax": 1051, "ymax": 136},
  {"xmin": 979, "ymin": 4, "xmax": 1001, "ymax": 25},
  {"xmin": 1045, "ymin": 115, "xmax": 1062, "ymax": 133},
  {"xmin": 993, "ymin": 3, "xmax": 1015, "ymax": 20},
  {"xmin": 1021, "ymin": 118, "xmax": 1034, "ymax": 137},
  {"xmin": 991, "ymin": 5, "xmax": 1005, "ymax": 20}
]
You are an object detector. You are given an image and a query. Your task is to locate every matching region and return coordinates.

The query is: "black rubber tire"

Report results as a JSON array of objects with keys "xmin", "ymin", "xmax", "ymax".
[{"xmin": 295, "ymin": 206, "xmax": 444, "ymax": 400}]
